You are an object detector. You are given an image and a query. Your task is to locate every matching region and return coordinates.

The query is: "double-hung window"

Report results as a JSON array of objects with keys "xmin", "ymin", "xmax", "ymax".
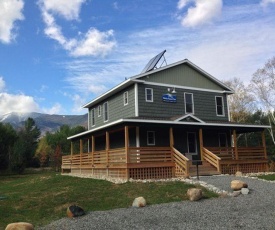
[
  {"xmin": 145, "ymin": 88, "xmax": 153, "ymax": 102},
  {"xmin": 91, "ymin": 108, "xmax": 95, "ymax": 127},
  {"xmin": 185, "ymin": 93, "xmax": 194, "ymax": 114},
  {"xmin": 98, "ymin": 105, "xmax": 101, "ymax": 117},
  {"xmin": 103, "ymin": 102, "xmax": 108, "ymax": 122},
  {"xmin": 124, "ymin": 91, "xmax": 128, "ymax": 106},
  {"xmin": 216, "ymin": 96, "xmax": 225, "ymax": 116},
  {"xmin": 147, "ymin": 131, "xmax": 155, "ymax": 145}
]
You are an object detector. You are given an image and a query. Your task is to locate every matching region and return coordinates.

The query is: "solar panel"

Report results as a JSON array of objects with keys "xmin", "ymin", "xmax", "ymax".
[{"xmin": 141, "ymin": 50, "xmax": 166, "ymax": 74}]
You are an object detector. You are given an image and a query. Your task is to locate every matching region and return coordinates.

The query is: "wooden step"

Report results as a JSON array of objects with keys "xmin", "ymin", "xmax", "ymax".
[{"xmin": 189, "ymin": 161, "xmax": 220, "ymax": 176}]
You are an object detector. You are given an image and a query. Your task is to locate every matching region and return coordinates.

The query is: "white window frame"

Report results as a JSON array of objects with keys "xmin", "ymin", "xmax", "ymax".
[
  {"xmin": 91, "ymin": 108, "xmax": 95, "ymax": 127},
  {"xmin": 98, "ymin": 105, "xmax": 101, "ymax": 117},
  {"xmin": 184, "ymin": 92, "xmax": 194, "ymax": 114},
  {"xmin": 218, "ymin": 133, "xmax": 228, "ymax": 147},
  {"xmin": 145, "ymin": 88, "xmax": 153, "ymax": 102},
  {"xmin": 147, "ymin": 131, "xmax": 155, "ymax": 146},
  {"xmin": 103, "ymin": 102, "xmax": 109, "ymax": 122},
  {"xmin": 124, "ymin": 91, "xmax": 128, "ymax": 106},
  {"xmin": 215, "ymin": 96, "xmax": 225, "ymax": 116}
]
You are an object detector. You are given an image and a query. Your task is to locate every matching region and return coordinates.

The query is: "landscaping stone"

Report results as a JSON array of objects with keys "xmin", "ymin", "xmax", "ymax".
[
  {"xmin": 235, "ymin": 171, "xmax": 243, "ymax": 177},
  {"xmin": 5, "ymin": 222, "xmax": 34, "ymax": 230},
  {"xmin": 241, "ymin": 188, "xmax": 249, "ymax": 195},
  {"xmin": 232, "ymin": 191, "xmax": 241, "ymax": 197},
  {"xmin": 67, "ymin": 205, "xmax": 85, "ymax": 218},
  {"xmin": 187, "ymin": 188, "xmax": 203, "ymax": 201},
  {"xmin": 231, "ymin": 180, "xmax": 248, "ymax": 191},
  {"xmin": 132, "ymin": 197, "xmax": 146, "ymax": 207}
]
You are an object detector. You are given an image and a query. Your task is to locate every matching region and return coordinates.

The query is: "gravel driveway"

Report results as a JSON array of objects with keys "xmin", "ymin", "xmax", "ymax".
[{"xmin": 38, "ymin": 175, "xmax": 275, "ymax": 230}]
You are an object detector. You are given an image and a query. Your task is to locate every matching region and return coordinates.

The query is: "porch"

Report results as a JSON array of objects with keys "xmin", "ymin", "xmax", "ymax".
[{"xmin": 62, "ymin": 126, "xmax": 269, "ymax": 180}]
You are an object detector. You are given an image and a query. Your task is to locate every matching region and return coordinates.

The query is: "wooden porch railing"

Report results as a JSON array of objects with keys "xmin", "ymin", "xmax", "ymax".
[
  {"xmin": 202, "ymin": 147, "xmax": 221, "ymax": 172},
  {"xmin": 172, "ymin": 147, "xmax": 190, "ymax": 177}
]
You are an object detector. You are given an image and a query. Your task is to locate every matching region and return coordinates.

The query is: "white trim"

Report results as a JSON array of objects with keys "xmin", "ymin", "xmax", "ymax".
[
  {"xmin": 124, "ymin": 91, "xmax": 128, "ymax": 106},
  {"xmin": 136, "ymin": 127, "xmax": 140, "ymax": 147},
  {"xmin": 145, "ymin": 88, "xmax": 153, "ymax": 102},
  {"xmin": 68, "ymin": 118, "xmax": 270, "ymax": 140},
  {"xmin": 135, "ymin": 83, "xmax": 139, "ymax": 116},
  {"xmin": 142, "ymin": 81, "xmax": 233, "ymax": 94},
  {"xmin": 174, "ymin": 114, "xmax": 205, "ymax": 123},
  {"xmin": 87, "ymin": 111, "xmax": 90, "ymax": 130},
  {"xmin": 215, "ymin": 96, "xmax": 225, "ymax": 116},
  {"xmin": 103, "ymin": 101, "xmax": 109, "ymax": 122},
  {"xmin": 226, "ymin": 94, "xmax": 231, "ymax": 121},
  {"xmin": 147, "ymin": 131, "xmax": 155, "ymax": 145},
  {"xmin": 187, "ymin": 132, "xmax": 197, "ymax": 154},
  {"xmin": 184, "ymin": 92, "xmax": 194, "ymax": 114}
]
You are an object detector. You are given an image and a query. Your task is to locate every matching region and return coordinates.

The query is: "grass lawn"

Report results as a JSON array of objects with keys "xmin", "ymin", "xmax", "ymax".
[
  {"xmin": 0, "ymin": 171, "xmax": 218, "ymax": 228},
  {"xmin": 257, "ymin": 174, "xmax": 275, "ymax": 181}
]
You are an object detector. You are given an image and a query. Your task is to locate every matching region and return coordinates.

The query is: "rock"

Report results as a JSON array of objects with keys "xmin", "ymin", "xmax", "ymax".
[
  {"xmin": 132, "ymin": 197, "xmax": 146, "ymax": 207},
  {"xmin": 187, "ymin": 188, "xmax": 203, "ymax": 201},
  {"xmin": 231, "ymin": 180, "xmax": 248, "ymax": 191},
  {"xmin": 232, "ymin": 190, "xmax": 241, "ymax": 197},
  {"xmin": 241, "ymin": 188, "xmax": 249, "ymax": 195},
  {"xmin": 235, "ymin": 171, "xmax": 243, "ymax": 177},
  {"xmin": 67, "ymin": 205, "xmax": 85, "ymax": 218},
  {"xmin": 5, "ymin": 222, "xmax": 34, "ymax": 230}
]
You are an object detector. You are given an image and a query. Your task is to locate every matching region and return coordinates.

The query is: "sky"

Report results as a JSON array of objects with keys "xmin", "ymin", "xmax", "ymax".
[{"xmin": 0, "ymin": 0, "xmax": 275, "ymax": 116}]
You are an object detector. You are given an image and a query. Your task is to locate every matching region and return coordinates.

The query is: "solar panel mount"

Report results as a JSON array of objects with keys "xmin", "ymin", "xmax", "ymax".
[{"xmin": 141, "ymin": 50, "xmax": 166, "ymax": 74}]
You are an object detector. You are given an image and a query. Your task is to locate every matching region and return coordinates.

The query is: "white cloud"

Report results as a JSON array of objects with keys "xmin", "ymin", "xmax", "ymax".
[
  {"xmin": 0, "ymin": 77, "xmax": 6, "ymax": 92},
  {"xmin": 261, "ymin": 0, "xmax": 275, "ymax": 6},
  {"xmin": 42, "ymin": 0, "xmax": 85, "ymax": 20},
  {"xmin": 178, "ymin": 0, "xmax": 222, "ymax": 27},
  {"xmin": 0, "ymin": 93, "xmax": 40, "ymax": 114},
  {"xmin": 39, "ymin": 0, "xmax": 116, "ymax": 57},
  {"xmin": 0, "ymin": 0, "xmax": 24, "ymax": 43},
  {"xmin": 42, "ymin": 103, "xmax": 63, "ymax": 114}
]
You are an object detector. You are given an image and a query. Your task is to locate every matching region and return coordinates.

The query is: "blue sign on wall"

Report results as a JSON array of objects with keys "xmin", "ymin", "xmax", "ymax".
[{"xmin": 162, "ymin": 93, "xmax": 177, "ymax": 103}]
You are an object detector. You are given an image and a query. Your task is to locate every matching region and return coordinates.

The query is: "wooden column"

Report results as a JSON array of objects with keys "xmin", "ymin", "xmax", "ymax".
[
  {"xmin": 69, "ymin": 141, "xmax": 73, "ymax": 172},
  {"xmin": 169, "ymin": 127, "xmax": 174, "ymax": 148},
  {"xmin": 262, "ymin": 131, "xmax": 267, "ymax": 159},
  {"xmin": 106, "ymin": 131, "xmax": 110, "ymax": 176},
  {"xmin": 199, "ymin": 128, "xmax": 204, "ymax": 161},
  {"xmin": 233, "ymin": 130, "xmax": 238, "ymax": 160},
  {"xmin": 92, "ymin": 135, "xmax": 95, "ymax": 166},
  {"xmin": 125, "ymin": 126, "xmax": 130, "ymax": 180},
  {"xmin": 80, "ymin": 139, "xmax": 83, "ymax": 173}
]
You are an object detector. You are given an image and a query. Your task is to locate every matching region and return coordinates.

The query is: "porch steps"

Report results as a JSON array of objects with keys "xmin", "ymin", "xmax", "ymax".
[{"xmin": 189, "ymin": 161, "xmax": 220, "ymax": 177}]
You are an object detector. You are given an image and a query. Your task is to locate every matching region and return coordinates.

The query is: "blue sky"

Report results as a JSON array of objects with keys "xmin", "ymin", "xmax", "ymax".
[{"xmin": 0, "ymin": 0, "xmax": 275, "ymax": 115}]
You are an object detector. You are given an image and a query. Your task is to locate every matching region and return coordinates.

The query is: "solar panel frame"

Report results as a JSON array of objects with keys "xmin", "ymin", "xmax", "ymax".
[{"xmin": 140, "ymin": 50, "xmax": 166, "ymax": 74}]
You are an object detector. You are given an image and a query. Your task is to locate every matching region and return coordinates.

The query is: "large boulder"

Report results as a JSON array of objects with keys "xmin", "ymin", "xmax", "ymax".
[
  {"xmin": 67, "ymin": 205, "xmax": 85, "ymax": 218},
  {"xmin": 187, "ymin": 188, "xmax": 203, "ymax": 201},
  {"xmin": 132, "ymin": 197, "xmax": 146, "ymax": 207},
  {"xmin": 5, "ymin": 222, "xmax": 34, "ymax": 230},
  {"xmin": 231, "ymin": 180, "xmax": 248, "ymax": 191}
]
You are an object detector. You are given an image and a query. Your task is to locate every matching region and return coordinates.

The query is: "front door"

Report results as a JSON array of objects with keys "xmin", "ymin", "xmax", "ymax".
[{"xmin": 186, "ymin": 132, "xmax": 197, "ymax": 159}]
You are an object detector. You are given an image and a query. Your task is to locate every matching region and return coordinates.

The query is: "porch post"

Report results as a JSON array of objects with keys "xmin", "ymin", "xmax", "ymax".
[
  {"xmin": 106, "ymin": 131, "xmax": 110, "ymax": 176},
  {"xmin": 199, "ymin": 128, "xmax": 204, "ymax": 161},
  {"xmin": 233, "ymin": 130, "xmax": 238, "ymax": 160},
  {"xmin": 169, "ymin": 127, "xmax": 175, "ymax": 177},
  {"xmin": 80, "ymin": 139, "xmax": 83, "ymax": 173},
  {"xmin": 92, "ymin": 135, "xmax": 95, "ymax": 166},
  {"xmin": 262, "ymin": 131, "xmax": 267, "ymax": 159},
  {"xmin": 70, "ymin": 141, "xmax": 73, "ymax": 172},
  {"xmin": 125, "ymin": 126, "xmax": 130, "ymax": 180}
]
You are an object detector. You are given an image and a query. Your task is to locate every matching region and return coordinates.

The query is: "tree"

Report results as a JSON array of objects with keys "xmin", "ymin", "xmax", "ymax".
[
  {"xmin": 35, "ymin": 136, "xmax": 52, "ymax": 167},
  {"xmin": 250, "ymin": 57, "xmax": 275, "ymax": 145},
  {"xmin": 0, "ymin": 123, "xmax": 17, "ymax": 171},
  {"xmin": 223, "ymin": 77, "xmax": 255, "ymax": 123}
]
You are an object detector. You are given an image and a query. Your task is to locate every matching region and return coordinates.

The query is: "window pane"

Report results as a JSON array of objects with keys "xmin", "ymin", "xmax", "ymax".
[
  {"xmin": 185, "ymin": 93, "xmax": 193, "ymax": 113},
  {"xmin": 216, "ymin": 97, "xmax": 224, "ymax": 115},
  {"xmin": 146, "ymin": 88, "xmax": 153, "ymax": 102}
]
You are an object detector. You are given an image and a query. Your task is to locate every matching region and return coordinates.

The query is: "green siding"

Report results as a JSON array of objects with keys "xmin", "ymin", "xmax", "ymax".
[
  {"xmin": 139, "ymin": 63, "xmax": 226, "ymax": 91},
  {"xmin": 88, "ymin": 85, "xmax": 135, "ymax": 129},
  {"xmin": 138, "ymin": 84, "xmax": 229, "ymax": 121}
]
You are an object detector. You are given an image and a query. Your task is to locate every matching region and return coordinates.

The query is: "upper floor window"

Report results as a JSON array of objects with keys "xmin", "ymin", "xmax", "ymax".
[
  {"xmin": 124, "ymin": 91, "xmax": 128, "ymax": 106},
  {"xmin": 216, "ymin": 96, "xmax": 224, "ymax": 116},
  {"xmin": 103, "ymin": 102, "xmax": 109, "ymax": 122},
  {"xmin": 91, "ymin": 108, "xmax": 95, "ymax": 127},
  {"xmin": 147, "ymin": 131, "xmax": 155, "ymax": 145},
  {"xmin": 98, "ymin": 105, "xmax": 101, "ymax": 117},
  {"xmin": 145, "ymin": 88, "xmax": 153, "ymax": 102},
  {"xmin": 185, "ymin": 93, "xmax": 194, "ymax": 114}
]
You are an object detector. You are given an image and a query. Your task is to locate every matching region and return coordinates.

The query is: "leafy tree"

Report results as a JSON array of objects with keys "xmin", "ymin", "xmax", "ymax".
[
  {"xmin": 35, "ymin": 136, "xmax": 52, "ymax": 167},
  {"xmin": 10, "ymin": 138, "xmax": 27, "ymax": 174},
  {"xmin": 0, "ymin": 123, "xmax": 17, "ymax": 170}
]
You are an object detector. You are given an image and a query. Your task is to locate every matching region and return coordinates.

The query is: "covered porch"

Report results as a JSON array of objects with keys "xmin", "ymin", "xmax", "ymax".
[{"xmin": 62, "ymin": 124, "xmax": 269, "ymax": 180}]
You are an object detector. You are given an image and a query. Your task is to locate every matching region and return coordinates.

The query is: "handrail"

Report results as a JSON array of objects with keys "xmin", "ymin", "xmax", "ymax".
[
  {"xmin": 202, "ymin": 147, "xmax": 221, "ymax": 173},
  {"xmin": 172, "ymin": 147, "xmax": 190, "ymax": 177}
]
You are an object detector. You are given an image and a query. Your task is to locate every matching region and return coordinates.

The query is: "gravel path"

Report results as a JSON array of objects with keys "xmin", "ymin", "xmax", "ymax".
[{"xmin": 38, "ymin": 175, "xmax": 275, "ymax": 230}]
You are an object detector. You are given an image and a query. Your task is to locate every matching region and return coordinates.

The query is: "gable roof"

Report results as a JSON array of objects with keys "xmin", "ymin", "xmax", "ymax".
[{"xmin": 83, "ymin": 58, "xmax": 234, "ymax": 109}]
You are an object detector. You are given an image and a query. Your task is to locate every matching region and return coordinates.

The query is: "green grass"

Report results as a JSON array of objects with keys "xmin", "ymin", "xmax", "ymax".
[
  {"xmin": 258, "ymin": 174, "xmax": 275, "ymax": 181},
  {"xmin": 0, "ymin": 171, "xmax": 217, "ymax": 228}
]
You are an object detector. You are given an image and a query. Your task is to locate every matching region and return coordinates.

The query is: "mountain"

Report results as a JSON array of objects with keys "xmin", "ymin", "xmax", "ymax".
[{"xmin": 0, "ymin": 112, "xmax": 87, "ymax": 135}]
